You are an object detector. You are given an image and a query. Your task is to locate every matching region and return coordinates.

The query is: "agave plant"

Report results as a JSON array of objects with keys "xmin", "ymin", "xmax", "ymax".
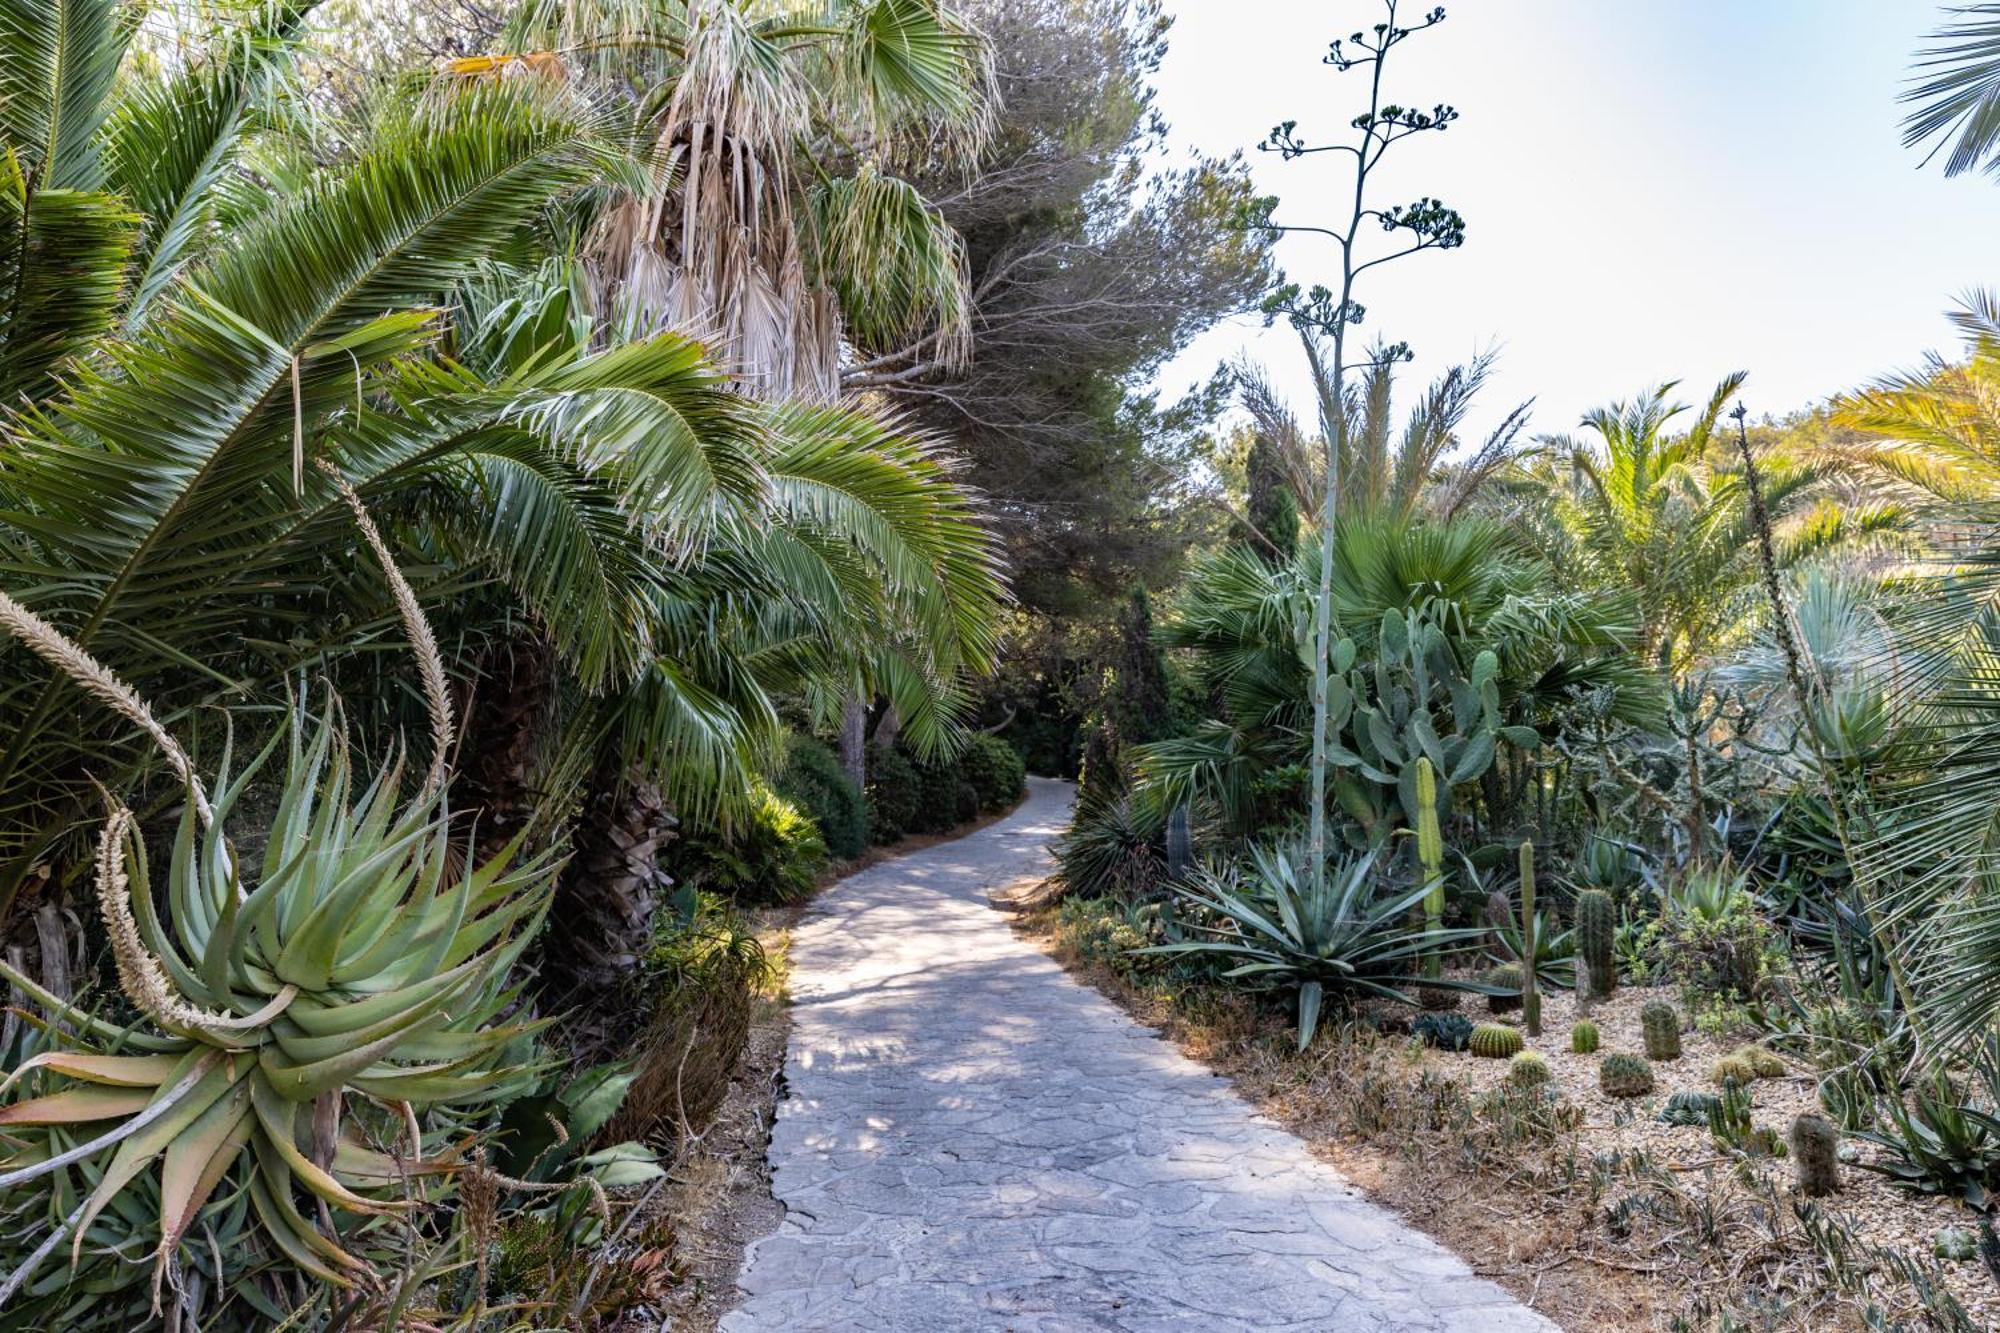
[{"xmin": 1143, "ymin": 840, "xmax": 1480, "ymax": 1049}]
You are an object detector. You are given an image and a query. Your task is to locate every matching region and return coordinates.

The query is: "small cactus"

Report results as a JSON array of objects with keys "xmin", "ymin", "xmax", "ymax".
[
  {"xmin": 1936, "ymin": 1227, "xmax": 1978, "ymax": 1262},
  {"xmin": 1469, "ymin": 1022, "xmax": 1524, "ymax": 1059},
  {"xmin": 1640, "ymin": 1000, "xmax": 1683, "ymax": 1061},
  {"xmin": 1508, "ymin": 1050, "xmax": 1551, "ymax": 1088},
  {"xmin": 1600, "ymin": 1052, "xmax": 1654, "ymax": 1098},
  {"xmin": 1569, "ymin": 1019, "xmax": 1600, "ymax": 1054},
  {"xmin": 1657, "ymin": 1090, "xmax": 1719, "ymax": 1126},
  {"xmin": 1574, "ymin": 888, "xmax": 1616, "ymax": 1000},
  {"xmin": 1482, "ymin": 962, "xmax": 1523, "ymax": 1014},
  {"xmin": 1707, "ymin": 1078, "xmax": 1754, "ymax": 1150},
  {"xmin": 1712, "ymin": 1054, "xmax": 1758, "ymax": 1087},
  {"xmin": 1731, "ymin": 1044, "xmax": 1785, "ymax": 1079},
  {"xmin": 1518, "ymin": 840, "xmax": 1541, "ymax": 1037},
  {"xmin": 1788, "ymin": 1113, "xmax": 1840, "ymax": 1196}
]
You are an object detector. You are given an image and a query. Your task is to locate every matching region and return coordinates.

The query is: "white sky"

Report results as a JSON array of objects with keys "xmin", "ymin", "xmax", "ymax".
[{"xmin": 1151, "ymin": 0, "xmax": 2000, "ymax": 443}]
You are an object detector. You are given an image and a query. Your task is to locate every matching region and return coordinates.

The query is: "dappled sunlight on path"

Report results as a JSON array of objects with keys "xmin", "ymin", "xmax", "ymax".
[{"xmin": 720, "ymin": 778, "xmax": 1556, "ymax": 1332}]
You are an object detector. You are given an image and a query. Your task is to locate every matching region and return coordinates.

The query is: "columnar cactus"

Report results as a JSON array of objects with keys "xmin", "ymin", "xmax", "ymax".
[
  {"xmin": 1600, "ymin": 1052, "xmax": 1654, "ymax": 1098},
  {"xmin": 1569, "ymin": 1019, "xmax": 1600, "ymax": 1054},
  {"xmin": 1640, "ymin": 1000, "xmax": 1682, "ymax": 1060},
  {"xmin": 1788, "ymin": 1113, "xmax": 1841, "ymax": 1196},
  {"xmin": 1518, "ymin": 840, "xmax": 1541, "ymax": 1037},
  {"xmin": 1416, "ymin": 757, "xmax": 1445, "ymax": 979},
  {"xmin": 1469, "ymin": 1023, "xmax": 1524, "ymax": 1059},
  {"xmin": 1575, "ymin": 888, "xmax": 1616, "ymax": 1001}
]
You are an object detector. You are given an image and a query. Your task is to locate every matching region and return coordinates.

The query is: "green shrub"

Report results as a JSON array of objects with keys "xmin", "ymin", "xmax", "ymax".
[
  {"xmin": 668, "ymin": 784, "xmax": 826, "ymax": 905},
  {"xmin": 866, "ymin": 744, "xmax": 920, "ymax": 843},
  {"xmin": 903, "ymin": 748, "xmax": 964, "ymax": 835},
  {"xmin": 609, "ymin": 890, "xmax": 774, "ymax": 1141},
  {"xmin": 960, "ymin": 733, "xmax": 1027, "ymax": 811},
  {"xmin": 775, "ymin": 734, "xmax": 868, "ymax": 859}
]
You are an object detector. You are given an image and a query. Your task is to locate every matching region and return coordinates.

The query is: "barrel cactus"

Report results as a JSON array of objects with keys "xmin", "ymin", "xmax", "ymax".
[
  {"xmin": 1574, "ymin": 889, "xmax": 1615, "ymax": 1000},
  {"xmin": 1640, "ymin": 1000, "xmax": 1683, "ymax": 1060},
  {"xmin": 1600, "ymin": 1052, "xmax": 1654, "ymax": 1098},
  {"xmin": 1469, "ymin": 1023, "xmax": 1524, "ymax": 1059},
  {"xmin": 1508, "ymin": 1051, "xmax": 1551, "ymax": 1088},
  {"xmin": 1569, "ymin": 1020, "xmax": 1600, "ymax": 1054},
  {"xmin": 1482, "ymin": 962, "xmax": 1524, "ymax": 1014}
]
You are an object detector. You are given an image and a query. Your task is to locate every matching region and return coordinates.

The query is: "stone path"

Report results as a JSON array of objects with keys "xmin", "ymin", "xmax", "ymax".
[{"xmin": 719, "ymin": 778, "xmax": 1557, "ymax": 1332}]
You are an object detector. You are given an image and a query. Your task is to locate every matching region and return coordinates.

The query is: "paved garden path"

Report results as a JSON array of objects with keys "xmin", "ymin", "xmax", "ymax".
[{"xmin": 719, "ymin": 778, "xmax": 1557, "ymax": 1332}]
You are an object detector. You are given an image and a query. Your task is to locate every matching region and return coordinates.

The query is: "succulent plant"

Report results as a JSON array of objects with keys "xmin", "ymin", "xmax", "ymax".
[
  {"xmin": 1712, "ymin": 1053, "xmax": 1758, "ymax": 1087},
  {"xmin": 1508, "ymin": 1051, "xmax": 1551, "ymax": 1088},
  {"xmin": 1469, "ymin": 1023, "xmax": 1524, "ymax": 1059},
  {"xmin": 1936, "ymin": 1227, "xmax": 1978, "ymax": 1262},
  {"xmin": 1657, "ymin": 1090, "xmax": 1719, "ymax": 1126},
  {"xmin": 1640, "ymin": 1000, "xmax": 1683, "ymax": 1061},
  {"xmin": 1482, "ymin": 962, "xmax": 1524, "ymax": 1014},
  {"xmin": 1731, "ymin": 1044, "xmax": 1786, "ymax": 1079},
  {"xmin": 1789, "ymin": 1113, "xmax": 1841, "ymax": 1196},
  {"xmin": 1517, "ymin": 841, "xmax": 1541, "ymax": 1037},
  {"xmin": 1599, "ymin": 1052, "xmax": 1654, "ymax": 1098},
  {"xmin": 1415, "ymin": 756, "xmax": 1445, "ymax": 978},
  {"xmin": 0, "ymin": 484, "xmax": 558, "ymax": 1300},
  {"xmin": 1412, "ymin": 1012, "xmax": 1475, "ymax": 1052},
  {"xmin": 1574, "ymin": 888, "xmax": 1616, "ymax": 1000},
  {"xmin": 1569, "ymin": 1019, "xmax": 1600, "ymax": 1054},
  {"xmin": 1708, "ymin": 1078, "xmax": 1755, "ymax": 1150}
]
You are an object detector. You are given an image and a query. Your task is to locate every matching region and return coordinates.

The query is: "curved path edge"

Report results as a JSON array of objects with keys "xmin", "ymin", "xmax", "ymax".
[{"xmin": 718, "ymin": 778, "xmax": 1558, "ymax": 1332}]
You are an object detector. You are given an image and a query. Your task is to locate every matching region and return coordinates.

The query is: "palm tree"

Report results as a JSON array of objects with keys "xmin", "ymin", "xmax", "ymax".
[
  {"xmin": 1236, "ymin": 350, "xmax": 1531, "ymax": 530},
  {"xmin": 0, "ymin": 2, "xmax": 1006, "ymax": 988},
  {"xmin": 1832, "ymin": 291, "xmax": 2000, "ymax": 505},
  {"xmin": 1533, "ymin": 375, "xmax": 1899, "ymax": 675},
  {"xmin": 463, "ymin": 0, "xmax": 998, "ymax": 783}
]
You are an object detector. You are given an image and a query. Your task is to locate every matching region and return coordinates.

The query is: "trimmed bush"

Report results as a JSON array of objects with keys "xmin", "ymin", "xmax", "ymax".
[
  {"xmin": 775, "ymin": 734, "xmax": 868, "ymax": 859},
  {"xmin": 960, "ymin": 733, "xmax": 1027, "ymax": 812},
  {"xmin": 866, "ymin": 744, "xmax": 921, "ymax": 843},
  {"xmin": 667, "ymin": 784, "xmax": 827, "ymax": 905}
]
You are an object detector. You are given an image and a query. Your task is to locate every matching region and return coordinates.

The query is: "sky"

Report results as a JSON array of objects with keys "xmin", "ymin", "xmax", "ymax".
[{"xmin": 1149, "ymin": 0, "xmax": 2000, "ymax": 445}]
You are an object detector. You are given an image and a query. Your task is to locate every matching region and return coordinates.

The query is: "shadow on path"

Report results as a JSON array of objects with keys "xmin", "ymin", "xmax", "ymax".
[{"xmin": 719, "ymin": 778, "xmax": 1557, "ymax": 1333}]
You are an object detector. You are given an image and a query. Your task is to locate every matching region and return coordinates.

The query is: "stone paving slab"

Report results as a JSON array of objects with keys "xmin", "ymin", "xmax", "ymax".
[{"xmin": 718, "ymin": 778, "xmax": 1558, "ymax": 1333}]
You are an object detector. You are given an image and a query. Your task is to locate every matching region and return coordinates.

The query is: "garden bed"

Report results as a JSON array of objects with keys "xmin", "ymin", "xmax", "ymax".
[{"xmin": 1012, "ymin": 896, "xmax": 2000, "ymax": 1332}]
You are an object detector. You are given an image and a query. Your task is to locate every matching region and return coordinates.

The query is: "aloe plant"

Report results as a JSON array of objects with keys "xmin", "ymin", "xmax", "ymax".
[{"xmin": 0, "ymin": 485, "xmax": 560, "ymax": 1308}]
